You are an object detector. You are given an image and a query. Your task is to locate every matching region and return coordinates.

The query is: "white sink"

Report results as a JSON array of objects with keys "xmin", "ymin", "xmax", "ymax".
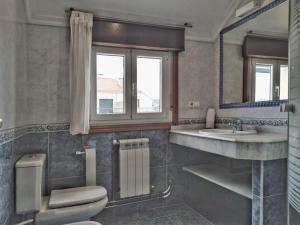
[{"xmin": 198, "ymin": 129, "xmax": 257, "ymax": 135}]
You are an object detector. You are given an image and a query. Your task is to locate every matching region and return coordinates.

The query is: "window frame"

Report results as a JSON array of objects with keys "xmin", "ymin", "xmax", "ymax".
[
  {"xmin": 278, "ymin": 60, "xmax": 288, "ymax": 100},
  {"xmin": 90, "ymin": 46, "xmax": 132, "ymax": 122},
  {"xmin": 90, "ymin": 46, "xmax": 172, "ymax": 125},
  {"xmin": 131, "ymin": 49, "xmax": 171, "ymax": 120},
  {"xmin": 249, "ymin": 57, "xmax": 288, "ymax": 102}
]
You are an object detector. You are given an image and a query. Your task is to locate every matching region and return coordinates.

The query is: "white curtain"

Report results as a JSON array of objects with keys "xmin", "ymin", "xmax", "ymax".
[{"xmin": 69, "ymin": 11, "xmax": 93, "ymax": 135}]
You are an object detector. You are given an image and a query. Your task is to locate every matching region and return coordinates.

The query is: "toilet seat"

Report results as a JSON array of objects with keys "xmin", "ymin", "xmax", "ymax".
[
  {"xmin": 49, "ymin": 186, "xmax": 107, "ymax": 209},
  {"xmin": 35, "ymin": 186, "xmax": 108, "ymax": 225}
]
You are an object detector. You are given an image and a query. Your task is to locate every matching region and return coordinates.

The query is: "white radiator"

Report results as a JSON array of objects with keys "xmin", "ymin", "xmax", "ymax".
[{"xmin": 119, "ymin": 138, "xmax": 150, "ymax": 198}]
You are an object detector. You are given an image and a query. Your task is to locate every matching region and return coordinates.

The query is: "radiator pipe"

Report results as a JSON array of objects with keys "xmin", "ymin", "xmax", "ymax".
[{"xmin": 106, "ymin": 183, "xmax": 172, "ymax": 208}]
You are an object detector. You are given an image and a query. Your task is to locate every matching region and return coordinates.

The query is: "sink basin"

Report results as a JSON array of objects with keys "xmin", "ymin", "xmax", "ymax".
[{"xmin": 198, "ymin": 129, "xmax": 257, "ymax": 135}]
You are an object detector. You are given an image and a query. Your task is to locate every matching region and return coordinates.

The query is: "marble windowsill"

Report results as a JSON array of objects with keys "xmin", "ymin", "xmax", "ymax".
[{"xmin": 169, "ymin": 129, "xmax": 288, "ymax": 160}]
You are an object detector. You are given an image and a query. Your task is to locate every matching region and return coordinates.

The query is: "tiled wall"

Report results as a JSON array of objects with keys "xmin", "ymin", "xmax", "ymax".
[
  {"xmin": 25, "ymin": 25, "xmax": 216, "ymax": 125},
  {"xmin": 178, "ymin": 41, "xmax": 215, "ymax": 121},
  {"xmin": 6, "ymin": 128, "xmax": 234, "ymax": 224},
  {"xmin": 0, "ymin": 0, "xmax": 27, "ymax": 130},
  {"xmin": 2, "ymin": 123, "xmax": 259, "ymax": 224},
  {"xmin": 8, "ymin": 128, "xmax": 169, "ymax": 223},
  {"xmin": 0, "ymin": 141, "xmax": 14, "ymax": 225},
  {"xmin": 26, "ymin": 25, "xmax": 70, "ymax": 125}
]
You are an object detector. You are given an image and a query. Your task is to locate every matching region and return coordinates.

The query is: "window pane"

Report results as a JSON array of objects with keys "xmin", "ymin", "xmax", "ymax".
[
  {"xmin": 137, "ymin": 56, "xmax": 162, "ymax": 113},
  {"xmin": 255, "ymin": 64, "xmax": 273, "ymax": 101},
  {"xmin": 96, "ymin": 53, "xmax": 125, "ymax": 115},
  {"xmin": 280, "ymin": 65, "xmax": 288, "ymax": 100}
]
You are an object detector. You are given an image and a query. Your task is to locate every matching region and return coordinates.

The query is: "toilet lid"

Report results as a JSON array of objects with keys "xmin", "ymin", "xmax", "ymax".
[{"xmin": 49, "ymin": 186, "xmax": 107, "ymax": 209}]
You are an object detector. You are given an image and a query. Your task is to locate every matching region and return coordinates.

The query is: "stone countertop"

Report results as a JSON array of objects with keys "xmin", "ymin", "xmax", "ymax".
[{"xmin": 169, "ymin": 129, "xmax": 288, "ymax": 160}]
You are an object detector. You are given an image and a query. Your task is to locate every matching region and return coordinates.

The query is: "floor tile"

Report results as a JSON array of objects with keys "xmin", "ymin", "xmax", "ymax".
[{"xmin": 94, "ymin": 204, "xmax": 214, "ymax": 225}]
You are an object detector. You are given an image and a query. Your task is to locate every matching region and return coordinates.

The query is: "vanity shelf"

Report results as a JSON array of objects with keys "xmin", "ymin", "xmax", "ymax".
[{"xmin": 183, "ymin": 164, "xmax": 252, "ymax": 199}]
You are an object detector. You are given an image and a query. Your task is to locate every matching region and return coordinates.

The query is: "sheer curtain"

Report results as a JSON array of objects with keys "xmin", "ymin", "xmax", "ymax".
[{"xmin": 69, "ymin": 11, "xmax": 93, "ymax": 135}]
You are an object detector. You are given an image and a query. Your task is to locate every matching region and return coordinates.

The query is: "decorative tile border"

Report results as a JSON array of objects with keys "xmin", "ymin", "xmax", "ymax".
[
  {"xmin": 179, "ymin": 117, "xmax": 288, "ymax": 127},
  {"xmin": 179, "ymin": 118, "xmax": 206, "ymax": 125},
  {"xmin": 0, "ymin": 126, "xmax": 27, "ymax": 145},
  {"xmin": 0, "ymin": 123, "xmax": 70, "ymax": 145},
  {"xmin": 0, "ymin": 118, "xmax": 287, "ymax": 145},
  {"xmin": 216, "ymin": 117, "xmax": 288, "ymax": 127}
]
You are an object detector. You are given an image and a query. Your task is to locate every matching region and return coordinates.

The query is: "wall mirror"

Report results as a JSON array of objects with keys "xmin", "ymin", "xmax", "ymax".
[{"xmin": 220, "ymin": 0, "xmax": 289, "ymax": 108}]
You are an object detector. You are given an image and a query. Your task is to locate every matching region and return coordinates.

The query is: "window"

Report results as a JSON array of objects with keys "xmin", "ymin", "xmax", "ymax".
[
  {"xmin": 96, "ymin": 53, "xmax": 125, "ymax": 115},
  {"xmin": 254, "ymin": 64, "xmax": 273, "ymax": 101},
  {"xmin": 136, "ymin": 56, "xmax": 162, "ymax": 113},
  {"xmin": 90, "ymin": 47, "xmax": 171, "ymax": 124},
  {"xmin": 279, "ymin": 64, "xmax": 288, "ymax": 100},
  {"xmin": 250, "ymin": 58, "xmax": 288, "ymax": 101}
]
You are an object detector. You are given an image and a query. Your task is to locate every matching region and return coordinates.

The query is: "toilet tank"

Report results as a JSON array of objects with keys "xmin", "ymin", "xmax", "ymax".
[{"xmin": 16, "ymin": 154, "xmax": 46, "ymax": 214}]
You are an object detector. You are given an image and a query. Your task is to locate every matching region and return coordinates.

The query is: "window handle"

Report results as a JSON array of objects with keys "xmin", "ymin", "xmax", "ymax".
[
  {"xmin": 132, "ymin": 83, "xmax": 136, "ymax": 97},
  {"xmin": 275, "ymin": 85, "xmax": 280, "ymax": 97}
]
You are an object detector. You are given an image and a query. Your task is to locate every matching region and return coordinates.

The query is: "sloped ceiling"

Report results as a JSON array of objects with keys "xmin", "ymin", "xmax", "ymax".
[
  {"xmin": 25, "ymin": 0, "xmax": 241, "ymax": 41},
  {"xmin": 224, "ymin": 1, "xmax": 289, "ymax": 44}
]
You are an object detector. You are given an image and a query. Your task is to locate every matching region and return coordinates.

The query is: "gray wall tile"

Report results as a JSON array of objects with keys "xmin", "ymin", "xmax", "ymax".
[
  {"xmin": 14, "ymin": 133, "xmax": 48, "ymax": 160},
  {"xmin": 150, "ymin": 166, "xmax": 167, "ymax": 194},
  {"xmin": 142, "ymin": 130, "xmax": 168, "ymax": 167},
  {"xmin": 87, "ymin": 133, "xmax": 113, "ymax": 174},
  {"xmin": 185, "ymin": 172, "xmax": 252, "ymax": 225},
  {"xmin": 263, "ymin": 194, "xmax": 287, "ymax": 225},
  {"xmin": 49, "ymin": 132, "xmax": 84, "ymax": 179},
  {"xmin": 289, "ymin": 205, "xmax": 300, "ymax": 225},
  {"xmin": 97, "ymin": 172, "xmax": 113, "ymax": 200},
  {"xmin": 263, "ymin": 159, "xmax": 287, "ymax": 197},
  {"xmin": 0, "ymin": 142, "xmax": 13, "ymax": 225}
]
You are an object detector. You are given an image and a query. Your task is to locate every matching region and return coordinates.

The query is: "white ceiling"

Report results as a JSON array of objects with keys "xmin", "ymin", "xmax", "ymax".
[{"xmin": 25, "ymin": 0, "xmax": 242, "ymax": 41}]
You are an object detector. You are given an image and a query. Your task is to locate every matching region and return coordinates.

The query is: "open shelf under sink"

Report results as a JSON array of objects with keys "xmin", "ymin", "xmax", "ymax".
[{"xmin": 183, "ymin": 164, "xmax": 252, "ymax": 199}]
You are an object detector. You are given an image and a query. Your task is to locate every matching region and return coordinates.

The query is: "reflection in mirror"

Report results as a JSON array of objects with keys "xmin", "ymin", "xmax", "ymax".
[{"xmin": 221, "ymin": 0, "xmax": 289, "ymax": 106}]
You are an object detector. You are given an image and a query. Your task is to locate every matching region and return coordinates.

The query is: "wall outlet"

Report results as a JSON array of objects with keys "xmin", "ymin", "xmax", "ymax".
[
  {"xmin": 188, "ymin": 101, "xmax": 194, "ymax": 108},
  {"xmin": 193, "ymin": 101, "xmax": 200, "ymax": 108},
  {"xmin": 188, "ymin": 101, "xmax": 200, "ymax": 108}
]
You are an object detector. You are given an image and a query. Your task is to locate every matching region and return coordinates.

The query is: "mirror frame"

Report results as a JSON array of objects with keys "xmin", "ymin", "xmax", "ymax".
[{"xmin": 219, "ymin": 0, "xmax": 288, "ymax": 109}]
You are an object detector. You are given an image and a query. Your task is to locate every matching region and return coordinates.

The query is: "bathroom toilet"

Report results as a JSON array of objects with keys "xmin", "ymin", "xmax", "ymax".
[{"xmin": 15, "ymin": 154, "xmax": 108, "ymax": 225}]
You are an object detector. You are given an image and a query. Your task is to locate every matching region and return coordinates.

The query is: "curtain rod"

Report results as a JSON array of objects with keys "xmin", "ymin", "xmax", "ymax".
[{"xmin": 65, "ymin": 7, "xmax": 190, "ymax": 30}]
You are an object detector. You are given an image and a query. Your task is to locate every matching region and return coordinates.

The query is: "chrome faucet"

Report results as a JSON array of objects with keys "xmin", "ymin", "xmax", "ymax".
[{"xmin": 228, "ymin": 119, "xmax": 243, "ymax": 132}]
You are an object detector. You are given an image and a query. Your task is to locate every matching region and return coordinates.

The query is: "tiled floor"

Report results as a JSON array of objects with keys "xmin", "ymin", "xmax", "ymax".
[{"xmin": 95, "ymin": 204, "xmax": 214, "ymax": 225}]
